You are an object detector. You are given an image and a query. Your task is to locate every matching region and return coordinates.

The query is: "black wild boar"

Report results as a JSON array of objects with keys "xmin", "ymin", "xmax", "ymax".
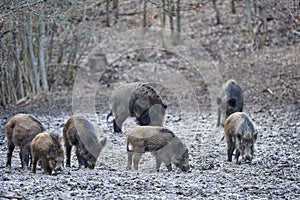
[
  {"xmin": 126, "ymin": 126, "xmax": 190, "ymax": 172},
  {"xmin": 107, "ymin": 82, "xmax": 167, "ymax": 133},
  {"xmin": 224, "ymin": 112, "xmax": 258, "ymax": 164},
  {"xmin": 217, "ymin": 79, "xmax": 243, "ymax": 127},
  {"xmin": 5, "ymin": 113, "xmax": 46, "ymax": 169},
  {"xmin": 30, "ymin": 131, "xmax": 64, "ymax": 175},
  {"xmin": 63, "ymin": 115, "xmax": 107, "ymax": 169}
]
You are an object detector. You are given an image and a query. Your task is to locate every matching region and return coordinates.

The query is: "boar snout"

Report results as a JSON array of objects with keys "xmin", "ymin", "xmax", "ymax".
[
  {"xmin": 87, "ymin": 162, "xmax": 95, "ymax": 169},
  {"xmin": 49, "ymin": 157, "xmax": 64, "ymax": 174},
  {"xmin": 181, "ymin": 165, "xmax": 190, "ymax": 172},
  {"xmin": 243, "ymin": 155, "xmax": 252, "ymax": 163}
]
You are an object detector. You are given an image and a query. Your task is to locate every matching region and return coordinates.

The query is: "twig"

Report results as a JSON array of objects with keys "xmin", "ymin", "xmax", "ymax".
[
  {"xmin": 147, "ymin": 0, "xmax": 201, "ymax": 13},
  {"xmin": 0, "ymin": 30, "xmax": 11, "ymax": 39},
  {"xmin": 292, "ymin": 30, "xmax": 300, "ymax": 36},
  {"xmin": 2, "ymin": 0, "xmax": 47, "ymax": 17},
  {"xmin": 0, "ymin": 195, "xmax": 23, "ymax": 200}
]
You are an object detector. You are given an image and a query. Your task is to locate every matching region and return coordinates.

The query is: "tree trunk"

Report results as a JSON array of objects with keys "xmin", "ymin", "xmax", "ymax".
[
  {"xmin": 39, "ymin": 10, "xmax": 49, "ymax": 91},
  {"xmin": 106, "ymin": 0, "xmax": 110, "ymax": 27},
  {"xmin": 113, "ymin": 0, "xmax": 119, "ymax": 24},
  {"xmin": 143, "ymin": 0, "xmax": 147, "ymax": 28},
  {"xmin": 175, "ymin": 0, "xmax": 181, "ymax": 44},
  {"xmin": 27, "ymin": 14, "xmax": 40, "ymax": 93},
  {"xmin": 212, "ymin": 0, "xmax": 221, "ymax": 25},
  {"xmin": 47, "ymin": 23, "xmax": 55, "ymax": 65},
  {"xmin": 167, "ymin": 0, "xmax": 174, "ymax": 31},
  {"xmin": 245, "ymin": 0, "xmax": 254, "ymax": 42},
  {"xmin": 231, "ymin": 0, "xmax": 236, "ymax": 14},
  {"xmin": 161, "ymin": 0, "xmax": 167, "ymax": 48},
  {"xmin": 260, "ymin": 4, "xmax": 268, "ymax": 45},
  {"xmin": 13, "ymin": 22, "xmax": 25, "ymax": 99}
]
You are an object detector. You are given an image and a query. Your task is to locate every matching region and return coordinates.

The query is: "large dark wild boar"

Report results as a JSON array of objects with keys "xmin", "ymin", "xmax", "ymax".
[
  {"xmin": 30, "ymin": 131, "xmax": 64, "ymax": 175},
  {"xmin": 126, "ymin": 126, "xmax": 189, "ymax": 172},
  {"xmin": 217, "ymin": 79, "xmax": 243, "ymax": 127},
  {"xmin": 107, "ymin": 83, "xmax": 167, "ymax": 133},
  {"xmin": 5, "ymin": 113, "xmax": 46, "ymax": 169},
  {"xmin": 63, "ymin": 115, "xmax": 107, "ymax": 169},
  {"xmin": 224, "ymin": 112, "xmax": 258, "ymax": 164}
]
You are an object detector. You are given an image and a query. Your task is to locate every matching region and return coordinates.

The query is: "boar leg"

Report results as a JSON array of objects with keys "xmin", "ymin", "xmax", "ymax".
[
  {"xmin": 226, "ymin": 136, "xmax": 235, "ymax": 162},
  {"xmin": 43, "ymin": 159, "xmax": 52, "ymax": 175},
  {"xmin": 127, "ymin": 152, "xmax": 133, "ymax": 170},
  {"xmin": 163, "ymin": 157, "xmax": 172, "ymax": 171},
  {"xmin": 75, "ymin": 149, "xmax": 85, "ymax": 168},
  {"xmin": 19, "ymin": 145, "xmax": 30, "ymax": 169},
  {"xmin": 113, "ymin": 115, "xmax": 127, "ymax": 133},
  {"xmin": 22, "ymin": 145, "xmax": 31, "ymax": 169},
  {"xmin": 6, "ymin": 141, "xmax": 15, "ymax": 169},
  {"xmin": 113, "ymin": 118, "xmax": 125, "ymax": 133},
  {"xmin": 155, "ymin": 157, "xmax": 162, "ymax": 172},
  {"xmin": 235, "ymin": 149, "xmax": 241, "ymax": 165},
  {"xmin": 166, "ymin": 164, "xmax": 172, "ymax": 172},
  {"xmin": 216, "ymin": 108, "xmax": 221, "ymax": 127},
  {"xmin": 113, "ymin": 119, "xmax": 122, "ymax": 133},
  {"xmin": 133, "ymin": 153, "xmax": 143, "ymax": 170},
  {"xmin": 31, "ymin": 157, "xmax": 38, "ymax": 173},
  {"xmin": 65, "ymin": 145, "xmax": 72, "ymax": 167},
  {"xmin": 19, "ymin": 147, "xmax": 24, "ymax": 169}
]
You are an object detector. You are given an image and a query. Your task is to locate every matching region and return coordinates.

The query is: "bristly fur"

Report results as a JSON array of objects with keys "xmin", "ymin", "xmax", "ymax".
[
  {"xmin": 129, "ymin": 83, "xmax": 164, "ymax": 117},
  {"xmin": 159, "ymin": 127, "xmax": 175, "ymax": 137},
  {"xmin": 28, "ymin": 114, "xmax": 46, "ymax": 132},
  {"xmin": 48, "ymin": 132, "xmax": 62, "ymax": 148}
]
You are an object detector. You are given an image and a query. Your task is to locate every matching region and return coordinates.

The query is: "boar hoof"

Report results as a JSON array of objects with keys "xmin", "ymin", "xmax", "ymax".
[
  {"xmin": 166, "ymin": 164, "xmax": 172, "ymax": 172},
  {"xmin": 113, "ymin": 120, "xmax": 122, "ymax": 133},
  {"xmin": 5, "ymin": 165, "xmax": 11, "ymax": 171}
]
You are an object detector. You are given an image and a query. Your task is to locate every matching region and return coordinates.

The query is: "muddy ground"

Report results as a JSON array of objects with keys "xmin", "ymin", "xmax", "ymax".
[{"xmin": 1, "ymin": 0, "xmax": 300, "ymax": 199}]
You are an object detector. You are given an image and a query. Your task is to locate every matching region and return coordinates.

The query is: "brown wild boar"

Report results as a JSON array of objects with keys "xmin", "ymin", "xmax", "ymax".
[
  {"xmin": 224, "ymin": 112, "xmax": 258, "ymax": 164},
  {"xmin": 107, "ymin": 82, "xmax": 167, "ymax": 132},
  {"xmin": 63, "ymin": 115, "xmax": 107, "ymax": 169},
  {"xmin": 30, "ymin": 131, "xmax": 64, "ymax": 175},
  {"xmin": 126, "ymin": 126, "xmax": 189, "ymax": 172},
  {"xmin": 5, "ymin": 113, "xmax": 46, "ymax": 169},
  {"xmin": 217, "ymin": 79, "xmax": 243, "ymax": 127}
]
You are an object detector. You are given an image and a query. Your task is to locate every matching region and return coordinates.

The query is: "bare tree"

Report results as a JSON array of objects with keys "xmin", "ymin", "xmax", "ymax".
[
  {"xmin": 39, "ymin": 8, "xmax": 49, "ymax": 91},
  {"xmin": 245, "ymin": 0, "xmax": 254, "ymax": 42},
  {"xmin": 212, "ymin": 0, "xmax": 221, "ymax": 25},
  {"xmin": 26, "ymin": 13, "xmax": 40, "ymax": 93}
]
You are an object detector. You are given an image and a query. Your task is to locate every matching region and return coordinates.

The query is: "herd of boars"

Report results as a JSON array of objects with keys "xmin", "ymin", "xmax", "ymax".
[{"xmin": 4, "ymin": 80, "xmax": 258, "ymax": 175}]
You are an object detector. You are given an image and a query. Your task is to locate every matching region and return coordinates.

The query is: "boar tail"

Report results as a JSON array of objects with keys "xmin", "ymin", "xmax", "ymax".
[
  {"xmin": 63, "ymin": 117, "xmax": 73, "ymax": 135},
  {"xmin": 126, "ymin": 139, "xmax": 130, "ymax": 152},
  {"xmin": 125, "ymin": 137, "xmax": 133, "ymax": 152}
]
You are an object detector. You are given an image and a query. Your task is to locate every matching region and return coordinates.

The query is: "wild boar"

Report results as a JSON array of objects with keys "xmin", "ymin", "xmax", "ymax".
[
  {"xmin": 217, "ymin": 79, "xmax": 243, "ymax": 127},
  {"xmin": 5, "ymin": 113, "xmax": 46, "ymax": 169},
  {"xmin": 107, "ymin": 82, "xmax": 167, "ymax": 133},
  {"xmin": 126, "ymin": 126, "xmax": 189, "ymax": 172},
  {"xmin": 30, "ymin": 131, "xmax": 64, "ymax": 175},
  {"xmin": 63, "ymin": 115, "xmax": 107, "ymax": 169},
  {"xmin": 224, "ymin": 112, "xmax": 258, "ymax": 164}
]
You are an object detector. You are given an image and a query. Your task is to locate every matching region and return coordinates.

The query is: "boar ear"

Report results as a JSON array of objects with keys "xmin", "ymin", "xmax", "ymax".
[
  {"xmin": 237, "ymin": 132, "xmax": 243, "ymax": 140},
  {"xmin": 216, "ymin": 97, "xmax": 221, "ymax": 105}
]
